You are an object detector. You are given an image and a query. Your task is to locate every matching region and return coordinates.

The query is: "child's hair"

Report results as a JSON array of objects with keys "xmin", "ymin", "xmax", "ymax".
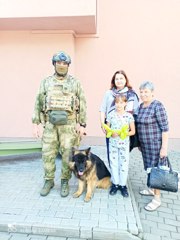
[{"xmin": 115, "ymin": 95, "xmax": 127, "ymax": 103}]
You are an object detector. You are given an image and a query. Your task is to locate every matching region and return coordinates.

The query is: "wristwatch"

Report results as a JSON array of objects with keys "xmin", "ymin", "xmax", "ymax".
[{"xmin": 80, "ymin": 123, "xmax": 87, "ymax": 128}]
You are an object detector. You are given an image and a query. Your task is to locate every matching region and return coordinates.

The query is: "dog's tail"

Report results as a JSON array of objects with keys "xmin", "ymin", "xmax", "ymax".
[{"xmin": 96, "ymin": 177, "xmax": 111, "ymax": 189}]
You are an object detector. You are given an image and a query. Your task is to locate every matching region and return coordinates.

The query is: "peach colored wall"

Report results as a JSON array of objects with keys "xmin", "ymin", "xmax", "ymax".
[
  {"xmin": 76, "ymin": 0, "xmax": 180, "ymax": 138},
  {"xmin": 0, "ymin": 0, "xmax": 180, "ymax": 138},
  {"xmin": 0, "ymin": 0, "xmax": 96, "ymax": 17},
  {"xmin": 0, "ymin": 0, "xmax": 96, "ymax": 33},
  {"xmin": 0, "ymin": 31, "xmax": 75, "ymax": 137}
]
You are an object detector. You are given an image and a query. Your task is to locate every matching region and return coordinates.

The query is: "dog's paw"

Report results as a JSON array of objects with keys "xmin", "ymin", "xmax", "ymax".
[
  {"xmin": 84, "ymin": 195, "xmax": 91, "ymax": 202},
  {"xmin": 73, "ymin": 192, "xmax": 81, "ymax": 198}
]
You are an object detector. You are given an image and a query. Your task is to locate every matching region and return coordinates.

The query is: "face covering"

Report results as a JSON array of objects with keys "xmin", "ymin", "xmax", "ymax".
[{"xmin": 55, "ymin": 64, "xmax": 68, "ymax": 77}]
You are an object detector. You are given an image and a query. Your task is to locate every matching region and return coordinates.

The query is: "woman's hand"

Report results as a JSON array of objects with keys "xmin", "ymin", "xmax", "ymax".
[
  {"xmin": 160, "ymin": 147, "xmax": 168, "ymax": 158},
  {"xmin": 101, "ymin": 125, "xmax": 106, "ymax": 134},
  {"xmin": 160, "ymin": 132, "xmax": 168, "ymax": 158}
]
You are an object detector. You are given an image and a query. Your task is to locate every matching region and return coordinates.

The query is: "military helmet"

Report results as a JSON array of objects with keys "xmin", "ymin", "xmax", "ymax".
[{"xmin": 52, "ymin": 51, "xmax": 71, "ymax": 65}]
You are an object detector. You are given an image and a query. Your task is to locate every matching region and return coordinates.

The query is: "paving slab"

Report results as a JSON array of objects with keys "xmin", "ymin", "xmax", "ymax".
[
  {"xmin": 0, "ymin": 138, "xmax": 180, "ymax": 240},
  {"xmin": 0, "ymin": 145, "xmax": 142, "ymax": 240}
]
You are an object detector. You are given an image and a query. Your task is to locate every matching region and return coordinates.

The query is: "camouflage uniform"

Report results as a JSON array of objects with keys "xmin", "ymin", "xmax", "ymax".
[{"xmin": 32, "ymin": 74, "xmax": 87, "ymax": 181}]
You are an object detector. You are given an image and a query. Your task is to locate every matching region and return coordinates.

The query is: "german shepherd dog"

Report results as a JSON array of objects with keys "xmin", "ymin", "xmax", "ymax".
[{"xmin": 69, "ymin": 147, "xmax": 111, "ymax": 202}]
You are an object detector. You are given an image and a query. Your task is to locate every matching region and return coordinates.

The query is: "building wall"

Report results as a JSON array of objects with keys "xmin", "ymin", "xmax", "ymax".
[
  {"xmin": 0, "ymin": 31, "xmax": 75, "ymax": 137},
  {"xmin": 0, "ymin": 0, "xmax": 180, "ymax": 138}
]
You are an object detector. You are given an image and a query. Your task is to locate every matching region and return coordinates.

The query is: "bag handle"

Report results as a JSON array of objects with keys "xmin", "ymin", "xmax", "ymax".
[{"xmin": 158, "ymin": 157, "xmax": 173, "ymax": 172}]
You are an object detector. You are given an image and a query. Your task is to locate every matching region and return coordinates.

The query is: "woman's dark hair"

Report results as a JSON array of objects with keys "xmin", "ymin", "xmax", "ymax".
[{"xmin": 110, "ymin": 70, "xmax": 132, "ymax": 90}]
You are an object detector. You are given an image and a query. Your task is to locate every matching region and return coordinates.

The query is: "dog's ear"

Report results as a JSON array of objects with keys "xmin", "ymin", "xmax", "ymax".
[
  {"xmin": 69, "ymin": 161, "xmax": 75, "ymax": 170},
  {"xmin": 72, "ymin": 147, "xmax": 80, "ymax": 157},
  {"xmin": 85, "ymin": 147, "xmax": 91, "ymax": 157}
]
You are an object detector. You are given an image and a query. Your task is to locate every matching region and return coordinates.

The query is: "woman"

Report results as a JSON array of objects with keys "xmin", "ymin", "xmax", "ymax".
[
  {"xmin": 136, "ymin": 81, "xmax": 169, "ymax": 211},
  {"xmin": 100, "ymin": 70, "xmax": 139, "ymax": 165}
]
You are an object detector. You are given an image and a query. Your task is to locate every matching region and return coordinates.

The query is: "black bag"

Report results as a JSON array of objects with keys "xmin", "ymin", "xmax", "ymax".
[
  {"xmin": 130, "ymin": 130, "xmax": 140, "ymax": 151},
  {"xmin": 147, "ymin": 157, "xmax": 178, "ymax": 192},
  {"xmin": 48, "ymin": 110, "xmax": 68, "ymax": 125}
]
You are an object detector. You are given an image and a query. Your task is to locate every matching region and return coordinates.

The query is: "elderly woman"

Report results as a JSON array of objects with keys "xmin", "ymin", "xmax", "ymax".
[{"xmin": 136, "ymin": 81, "xmax": 169, "ymax": 211}]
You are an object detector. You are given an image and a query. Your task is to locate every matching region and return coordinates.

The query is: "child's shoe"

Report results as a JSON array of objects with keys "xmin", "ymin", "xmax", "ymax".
[
  {"xmin": 119, "ymin": 185, "xmax": 129, "ymax": 197},
  {"xmin": 109, "ymin": 184, "xmax": 119, "ymax": 195}
]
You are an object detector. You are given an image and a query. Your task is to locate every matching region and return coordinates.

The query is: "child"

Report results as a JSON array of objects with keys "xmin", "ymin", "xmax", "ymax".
[{"xmin": 106, "ymin": 95, "xmax": 135, "ymax": 197}]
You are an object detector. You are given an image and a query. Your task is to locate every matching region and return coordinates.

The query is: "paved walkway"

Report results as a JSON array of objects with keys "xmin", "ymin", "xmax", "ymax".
[
  {"xmin": 0, "ymin": 138, "xmax": 180, "ymax": 240},
  {"xmin": 129, "ymin": 148, "xmax": 180, "ymax": 240}
]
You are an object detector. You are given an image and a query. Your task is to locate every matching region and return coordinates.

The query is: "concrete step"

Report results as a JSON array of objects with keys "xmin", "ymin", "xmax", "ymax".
[{"xmin": 0, "ymin": 139, "xmax": 42, "ymax": 156}]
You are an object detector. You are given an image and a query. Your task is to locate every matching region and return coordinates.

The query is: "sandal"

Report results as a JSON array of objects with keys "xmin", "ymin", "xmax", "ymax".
[
  {"xmin": 144, "ymin": 199, "xmax": 161, "ymax": 211},
  {"xmin": 139, "ymin": 189, "xmax": 154, "ymax": 196}
]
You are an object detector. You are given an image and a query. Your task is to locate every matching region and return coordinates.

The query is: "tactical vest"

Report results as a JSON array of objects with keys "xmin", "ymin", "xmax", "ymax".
[{"xmin": 45, "ymin": 76, "xmax": 79, "ymax": 114}]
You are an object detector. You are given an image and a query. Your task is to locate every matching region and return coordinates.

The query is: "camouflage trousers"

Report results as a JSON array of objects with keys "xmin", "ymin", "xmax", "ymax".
[{"xmin": 42, "ymin": 121, "xmax": 79, "ymax": 180}]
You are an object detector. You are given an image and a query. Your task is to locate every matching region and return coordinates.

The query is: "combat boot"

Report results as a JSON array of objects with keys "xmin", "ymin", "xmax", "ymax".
[
  {"xmin": 60, "ymin": 179, "xmax": 69, "ymax": 197},
  {"xmin": 40, "ymin": 180, "xmax": 54, "ymax": 196}
]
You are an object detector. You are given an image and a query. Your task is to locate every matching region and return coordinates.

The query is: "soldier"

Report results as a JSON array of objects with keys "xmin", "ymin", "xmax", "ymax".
[{"xmin": 32, "ymin": 51, "xmax": 87, "ymax": 197}]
